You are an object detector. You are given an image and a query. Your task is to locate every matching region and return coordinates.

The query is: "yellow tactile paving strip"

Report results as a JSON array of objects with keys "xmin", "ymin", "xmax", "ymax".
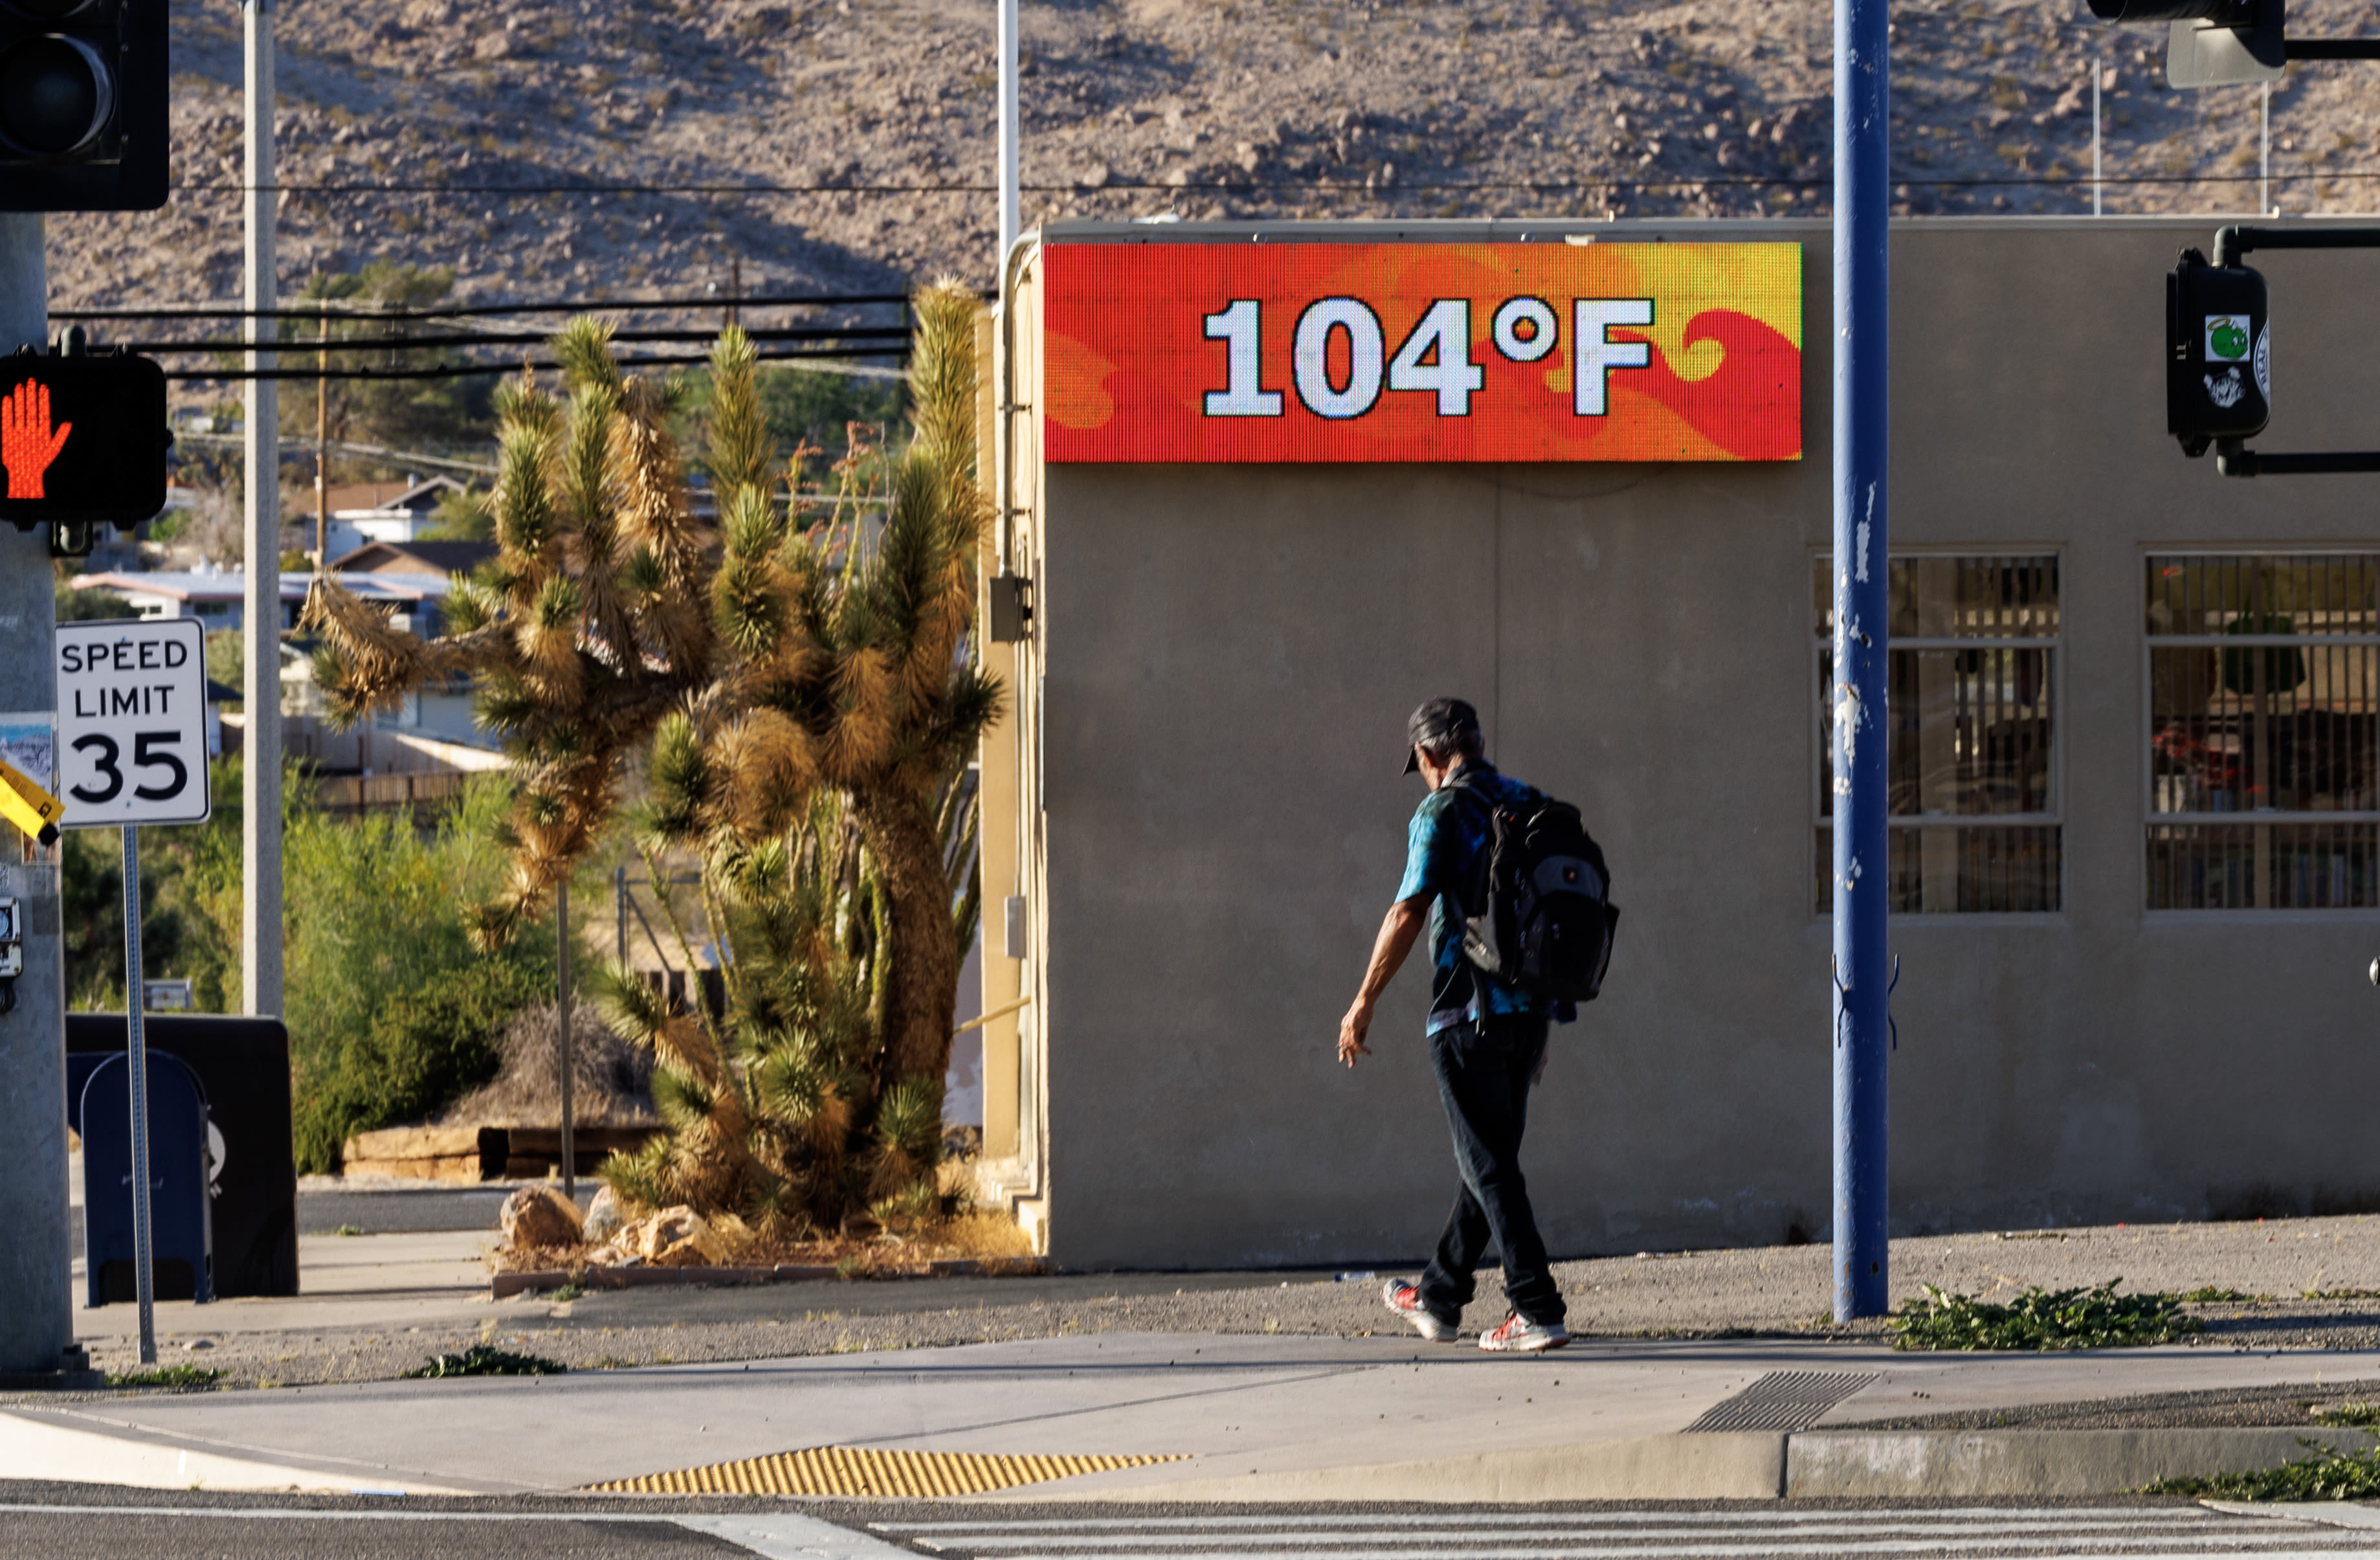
[{"xmin": 583, "ymin": 1444, "xmax": 1183, "ymax": 1497}]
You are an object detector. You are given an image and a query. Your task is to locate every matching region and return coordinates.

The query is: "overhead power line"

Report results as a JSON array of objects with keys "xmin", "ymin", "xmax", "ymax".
[
  {"xmin": 117, "ymin": 324, "xmax": 912, "ymax": 355},
  {"xmin": 133, "ymin": 167, "xmax": 2380, "ymax": 199},
  {"xmin": 52, "ymin": 291, "xmax": 915, "ymax": 322},
  {"xmin": 172, "ymin": 429, "xmax": 500, "ymax": 476},
  {"xmin": 163, "ymin": 345, "xmax": 908, "ymax": 383}
]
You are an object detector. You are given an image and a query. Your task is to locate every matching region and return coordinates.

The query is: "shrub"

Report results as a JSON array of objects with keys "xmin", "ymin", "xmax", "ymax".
[
  {"xmin": 2146, "ymin": 1440, "xmax": 2380, "ymax": 1500},
  {"xmin": 1893, "ymin": 1280, "xmax": 2202, "ymax": 1352}
]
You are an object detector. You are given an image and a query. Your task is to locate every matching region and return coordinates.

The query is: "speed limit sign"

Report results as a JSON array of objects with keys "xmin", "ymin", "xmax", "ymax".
[{"xmin": 56, "ymin": 618, "xmax": 212, "ymax": 828}]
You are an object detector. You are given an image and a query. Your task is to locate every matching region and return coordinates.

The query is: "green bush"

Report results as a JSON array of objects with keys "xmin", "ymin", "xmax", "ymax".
[
  {"xmin": 2146, "ymin": 1439, "xmax": 2380, "ymax": 1499},
  {"xmin": 1893, "ymin": 1280, "xmax": 2202, "ymax": 1352},
  {"xmin": 63, "ymin": 758, "xmax": 570, "ymax": 1172},
  {"xmin": 405, "ymin": 1344, "xmax": 566, "ymax": 1379},
  {"xmin": 292, "ymin": 958, "xmax": 548, "ymax": 1172}
]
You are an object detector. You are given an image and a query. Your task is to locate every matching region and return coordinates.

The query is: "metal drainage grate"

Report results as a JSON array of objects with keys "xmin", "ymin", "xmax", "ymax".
[
  {"xmin": 583, "ymin": 1445, "xmax": 1183, "ymax": 1497},
  {"xmin": 1684, "ymin": 1370, "xmax": 1879, "ymax": 1433}
]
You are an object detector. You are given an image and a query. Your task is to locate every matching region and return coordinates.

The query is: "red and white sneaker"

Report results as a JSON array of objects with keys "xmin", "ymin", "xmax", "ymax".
[
  {"xmin": 1478, "ymin": 1312, "xmax": 1568, "ymax": 1352},
  {"xmin": 1381, "ymin": 1279, "xmax": 1458, "ymax": 1343}
]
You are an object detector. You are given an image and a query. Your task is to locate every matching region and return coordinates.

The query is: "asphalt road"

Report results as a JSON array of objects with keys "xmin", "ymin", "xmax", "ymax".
[{"xmin": 5, "ymin": 1487, "xmax": 2378, "ymax": 1559}]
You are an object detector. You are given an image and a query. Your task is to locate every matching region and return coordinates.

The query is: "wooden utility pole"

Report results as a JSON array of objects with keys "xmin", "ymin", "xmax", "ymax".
[{"xmin": 314, "ymin": 302, "xmax": 328, "ymax": 566}]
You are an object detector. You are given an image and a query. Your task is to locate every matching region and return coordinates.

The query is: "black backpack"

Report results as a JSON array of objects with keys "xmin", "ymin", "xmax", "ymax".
[{"xmin": 1451, "ymin": 777, "xmax": 1619, "ymax": 1003}]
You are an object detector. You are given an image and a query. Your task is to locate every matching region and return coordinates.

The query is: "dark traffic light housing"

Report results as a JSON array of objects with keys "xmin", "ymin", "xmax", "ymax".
[
  {"xmin": 2168, "ymin": 248, "xmax": 2269, "ymax": 457},
  {"xmin": 0, "ymin": 0, "xmax": 168, "ymax": 212}
]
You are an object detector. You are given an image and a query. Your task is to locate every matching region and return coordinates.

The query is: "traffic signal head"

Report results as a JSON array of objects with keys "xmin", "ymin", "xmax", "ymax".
[
  {"xmin": 2168, "ymin": 248, "xmax": 2269, "ymax": 456},
  {"xmin": 0, "ymin": 350, "xmax": 167, "ymax": 528},
  {"xmin": 0, "ymin": 0, "xmax": 166, "ymax": 212}
]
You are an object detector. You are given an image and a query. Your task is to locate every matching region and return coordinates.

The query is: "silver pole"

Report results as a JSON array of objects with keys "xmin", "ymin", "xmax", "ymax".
[
  {"xmin": 2092, "ymin": 57, "xmax": 2103, "ymax": 218},
  {"xmin": 0, "ymin": 213, "xmax": 77, "ymax": 1381},
  {"xmin": 997, "ymin": 0, "xmax": 1019, "ymax": 270},
  {"xmin": 2261, "ymin": 81, "xmax": 2272, "ymax": 215},
  {"xmin": 557, "ymin": 880, "xmax": 573, "ymax": 1204},
  {"xmin": 241, "ymin": 0, "xmax": 282, "ymax": 1018},
  {"xmin": 121, "ymin": 828, "xmax": 155, "ymax": 1365}
]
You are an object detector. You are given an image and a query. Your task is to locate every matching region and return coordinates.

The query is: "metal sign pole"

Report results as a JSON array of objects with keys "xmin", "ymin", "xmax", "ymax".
[
  {"xmin": 121, "ymin": 825, "xmax": 155, "ymax": 1365},
  {"xmin": 557, "ymin": 880, "xmax": 573, "ymax": 1205},
  {"xmin": 1832, "ymin": 0, "xmax": 1893, "ymax": 1322}
]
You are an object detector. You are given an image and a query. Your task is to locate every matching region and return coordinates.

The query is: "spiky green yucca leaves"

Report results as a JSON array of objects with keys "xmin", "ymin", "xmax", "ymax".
[{"xmin": 306, "ymin": 282, "xmax": 1002, "ymax": 1235}]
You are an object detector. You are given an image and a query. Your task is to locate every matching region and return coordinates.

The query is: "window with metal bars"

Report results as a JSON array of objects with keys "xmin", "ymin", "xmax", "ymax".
[
  {"xmin": 1814, "ymin": 555, "xmax": 2062, "ymax": 915},
  {"xmin": 2146, "ymin": 553, "xmax": 2380, "ymax": 912}
]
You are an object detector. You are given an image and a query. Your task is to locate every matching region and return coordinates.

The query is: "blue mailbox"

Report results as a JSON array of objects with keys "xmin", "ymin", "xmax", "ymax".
[{"xmin": 80, "ymin": 1051, "xmax": 213, "ymax": 1306}]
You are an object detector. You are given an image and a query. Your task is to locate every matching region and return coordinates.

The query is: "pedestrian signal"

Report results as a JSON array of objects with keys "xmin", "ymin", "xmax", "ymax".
[
  {"xmin": 2168, "ymin": 247, "xmax": 2269, "ymax": 456},
  {"xmin": 0, "ymin": 352, "xmax": 167, "ymax": 528},
  {"xmin": 0, "ymin": 0, "xmax": 169, "ymax": 212}
]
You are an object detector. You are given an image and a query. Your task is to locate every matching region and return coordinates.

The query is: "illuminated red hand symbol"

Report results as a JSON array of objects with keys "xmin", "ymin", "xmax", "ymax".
[{"xmin": 1, "ymin": 381, "xmax": 71, "ymax": 500}]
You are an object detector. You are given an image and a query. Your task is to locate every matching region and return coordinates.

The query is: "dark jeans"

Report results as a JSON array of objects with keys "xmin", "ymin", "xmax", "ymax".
[{"xmin": 1416, "ymin": 1012, "xmax": 1564, "ymax": 1327}]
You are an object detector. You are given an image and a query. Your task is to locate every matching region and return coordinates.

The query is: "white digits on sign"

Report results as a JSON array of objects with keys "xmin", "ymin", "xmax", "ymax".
[
  {"xmin": 1203, "ymin": 300, "xmax": 1284, "ymax": 417},
  {"xmin": 1291, "ymin": 297, "xmax": 1386, "ymax": 419},
  {"xmin": 1385, "ymin": 299, "xmax": 1485, "ymax": 416},
  {"xmin": 1492, "ymin": 296, "xmax": 1559, "ymax": 364},
  {"xmin": 1573, "ymin": 299, "xmax": 1654, "ymax": 417}
]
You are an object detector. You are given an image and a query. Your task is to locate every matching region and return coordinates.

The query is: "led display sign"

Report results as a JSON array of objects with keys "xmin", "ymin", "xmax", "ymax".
[{"xmin": 1043, "ymin": 242, "xmax": 1803, "ymax": 464}]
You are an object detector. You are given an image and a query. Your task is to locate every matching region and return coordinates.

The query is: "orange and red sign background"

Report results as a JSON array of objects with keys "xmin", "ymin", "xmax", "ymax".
[{"xmin": 1043, "ymin": 242, "xmax": 1803, "ymax": 464}]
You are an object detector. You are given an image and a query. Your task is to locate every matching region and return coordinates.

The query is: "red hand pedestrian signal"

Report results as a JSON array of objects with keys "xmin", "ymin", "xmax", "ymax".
[{"xmin": 0, "ymin": 381, "xmax": 71, "ymax": 500}]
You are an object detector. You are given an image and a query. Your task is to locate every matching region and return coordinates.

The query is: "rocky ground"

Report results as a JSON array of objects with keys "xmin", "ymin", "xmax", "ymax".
[{"xmin": 45, "ymin": 0, "xmax": 2380, "ymax": 319}]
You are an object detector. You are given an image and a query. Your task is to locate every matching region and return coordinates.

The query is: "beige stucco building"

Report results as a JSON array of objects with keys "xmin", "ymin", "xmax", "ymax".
[{"xmin": 973, "ymin": 216, "xmax": 2380, "ymax": 1271}]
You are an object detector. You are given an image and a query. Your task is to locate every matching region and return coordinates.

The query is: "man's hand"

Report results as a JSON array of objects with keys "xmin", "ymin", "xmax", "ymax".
[
  {"xmin": 1337, "ymin": 997, "xmax": 1375, "ymax": 1068},
  {"xmin": 1338, "ymin": 895, "xmax": 1429, "ymax": 1071},
  {"xmin": 0, "ymin": 381, "xmax": 70, "ymax": 501}
]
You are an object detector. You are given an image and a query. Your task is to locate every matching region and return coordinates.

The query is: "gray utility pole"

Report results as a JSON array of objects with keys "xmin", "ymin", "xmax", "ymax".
[
  {"xmin": 0, "ymin": 213, "xmax": 86, "ymax": 1387},
  {"xmin": 241, "ymin": 0, "xmax": 282, "ymax": 1018},
  {"xmin": 997, "ymin": 0, "xmax": 1018, "ymax": 269}
]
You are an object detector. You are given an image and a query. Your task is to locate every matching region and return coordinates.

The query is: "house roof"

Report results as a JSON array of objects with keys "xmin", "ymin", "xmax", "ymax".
[
  {"xmin": 327, "ymin": 540, "xmax": 496, "ymax": 576},
  {"xmin": 322, "ymin": 474, "xmax": 469, "ymax": 517},
  {"xmin": 71, "ymin": 569, "xmax": 453, "ymax": 605}
]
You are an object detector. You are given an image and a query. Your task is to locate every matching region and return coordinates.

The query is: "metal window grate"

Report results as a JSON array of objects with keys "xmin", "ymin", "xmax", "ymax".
[
  {"xmin": 1685, "ymin": 1370, "xmax": 1879, "ymax": 1433},
  {"xmin": 2147, "ymin": 554, "xmax": 2380, "ymax": 911}
]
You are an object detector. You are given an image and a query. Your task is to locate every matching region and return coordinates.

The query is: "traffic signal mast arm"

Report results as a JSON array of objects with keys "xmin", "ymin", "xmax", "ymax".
[{"xmin": 2176, "ymin": 225, "xmax": 2380, "ymax": 477}]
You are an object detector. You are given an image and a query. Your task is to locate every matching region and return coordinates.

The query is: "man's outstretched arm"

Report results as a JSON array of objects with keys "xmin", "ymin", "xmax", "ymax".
[{"xmin": 1338, "ymin": 895, "xmax": 1430, "ymax": 1067}]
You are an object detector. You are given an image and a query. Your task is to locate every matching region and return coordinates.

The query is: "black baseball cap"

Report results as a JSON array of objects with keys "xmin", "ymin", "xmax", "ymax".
[{"xmin": 1403, "ymin": 697, "xmax": 1481, "ymax": 774}]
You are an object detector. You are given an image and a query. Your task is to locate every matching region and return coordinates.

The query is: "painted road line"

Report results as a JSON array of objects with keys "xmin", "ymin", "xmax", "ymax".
[
  {"xmin": 0, "ymin": 1504, "xmax": 914, "ymax": 1559},
  {"xmin": 901, "ymin": 1525, "xmax": 2311, "ymax": 1550},
  {"xmin": 880, "ymin": 1515, "xmax": 2265, "ymax": 1533},
  {"xmin": 896, "ymin": 1548, "xmax": 2379, "ymax": 1560}
]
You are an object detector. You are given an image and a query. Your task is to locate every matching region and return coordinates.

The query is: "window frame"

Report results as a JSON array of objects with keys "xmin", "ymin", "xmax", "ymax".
[
  {"xmin": 1810, "ymin": 546, "xmax": 2067, "ymax": 922},
  {"xmin": 2141, "ymin": 547, "xmax": 2380, "ymax": 921}
]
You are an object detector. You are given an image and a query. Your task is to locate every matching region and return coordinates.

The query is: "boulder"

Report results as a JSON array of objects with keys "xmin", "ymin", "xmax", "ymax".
[
  {"xmin": 500, "ymin": 1185, "xmax": 583, "ymax": 1249},
  {"xmin": 634, "ymin": 1205, "xmax": 727, "ymax": 1267},
  {"xmin": 581, "ymin": 1185, "xmax": 625, "ymax": 1243}
]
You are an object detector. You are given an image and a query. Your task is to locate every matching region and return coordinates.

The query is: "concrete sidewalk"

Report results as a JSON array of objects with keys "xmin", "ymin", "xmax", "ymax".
[
  {"xmin": 27, "ymin": 1209, "xmax": 2380, "ymax": 1503},
  {"xmin": 12, "ymin": 1330, "xmax": 2380, "ymax": 1502}
]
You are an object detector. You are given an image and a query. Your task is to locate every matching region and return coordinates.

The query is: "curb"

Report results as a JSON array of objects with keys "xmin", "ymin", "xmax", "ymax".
[
  {"xmin": 0, "ymin": 1409, "xmax": 483, "ymax": 1495},
  {"xmin": 490, "ymin": 1258, "xmax": 1045, "ymax": 1298},
  {"xmin": 1078, "ymin": 1427, "xmax": 2380, "ymax": 1504}
]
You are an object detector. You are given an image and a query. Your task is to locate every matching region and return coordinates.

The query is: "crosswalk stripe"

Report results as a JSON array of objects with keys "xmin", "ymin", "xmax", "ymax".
[
  {"xmin": 877, "ymin": 1510, "xmax": 2241, "ymax": 1532},
  {"xmin": 931, "ymin": 1547, "xmax": 2379, "ymax": 1560},
  {"xmin": 908, "ymin": 1526, "xmax": 2305, "ymax": 1552}
]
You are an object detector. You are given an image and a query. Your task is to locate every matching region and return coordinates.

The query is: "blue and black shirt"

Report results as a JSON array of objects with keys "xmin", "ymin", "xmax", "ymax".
[{"xmin": 1394, "ymin": 759, "xmax": 1564, "ymax": 1036}]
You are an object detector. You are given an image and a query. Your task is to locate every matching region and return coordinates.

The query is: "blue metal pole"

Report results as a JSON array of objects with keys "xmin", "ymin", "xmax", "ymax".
[{"xmin": 1832, "ymin": 0, "xmax": 1891, "ymax": 1322}]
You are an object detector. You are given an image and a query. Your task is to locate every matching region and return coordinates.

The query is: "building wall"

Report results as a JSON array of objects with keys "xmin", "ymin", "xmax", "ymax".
[{"xmin": 1012, "ymin": 216, "xmax": 2380, "ymax": 1270}]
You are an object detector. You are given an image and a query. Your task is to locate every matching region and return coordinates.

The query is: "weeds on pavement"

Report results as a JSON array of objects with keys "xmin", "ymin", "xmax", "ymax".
[
  {"xmin": 2315, "ymin": 1403, "xmax": 2380, "ymax": 1427},
  {"xmin": 403, "ymin": 1344, "xmax": 568, "ymax": 1378},
  {"xmin": 106, "ymin": 1365, "xmax": 221, "ymax": 1389},
  {"xmin": 1893, "ymin": 1280, "xmax": 2202, "ymax": 1351},
  {"xmin": 2146, "ymin": 1439, "xmax": 2380, "ymax": 1499}
]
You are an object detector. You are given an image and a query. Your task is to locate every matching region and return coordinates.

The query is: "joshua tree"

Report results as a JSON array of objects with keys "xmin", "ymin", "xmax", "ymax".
[{"xmin": 306, "ymin": 282, "xmax": 997, "ymax": 1230}]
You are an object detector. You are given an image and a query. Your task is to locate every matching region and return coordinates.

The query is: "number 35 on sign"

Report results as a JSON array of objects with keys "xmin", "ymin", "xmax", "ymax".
[{"xmin": 56, "ymin": 618, "xmax": 211, "ymax": 828}]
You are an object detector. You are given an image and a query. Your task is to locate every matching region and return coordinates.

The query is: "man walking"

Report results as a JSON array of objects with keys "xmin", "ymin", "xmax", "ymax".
[{"xmin": 1338, "ymin": 698, "xmax": 1568, "ymax": 1353}]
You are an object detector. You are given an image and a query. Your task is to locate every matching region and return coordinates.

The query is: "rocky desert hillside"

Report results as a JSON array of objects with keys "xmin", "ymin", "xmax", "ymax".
[{"xmin": 45, "ymin": 0, "xmax": 2380, "ymax": 311}]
